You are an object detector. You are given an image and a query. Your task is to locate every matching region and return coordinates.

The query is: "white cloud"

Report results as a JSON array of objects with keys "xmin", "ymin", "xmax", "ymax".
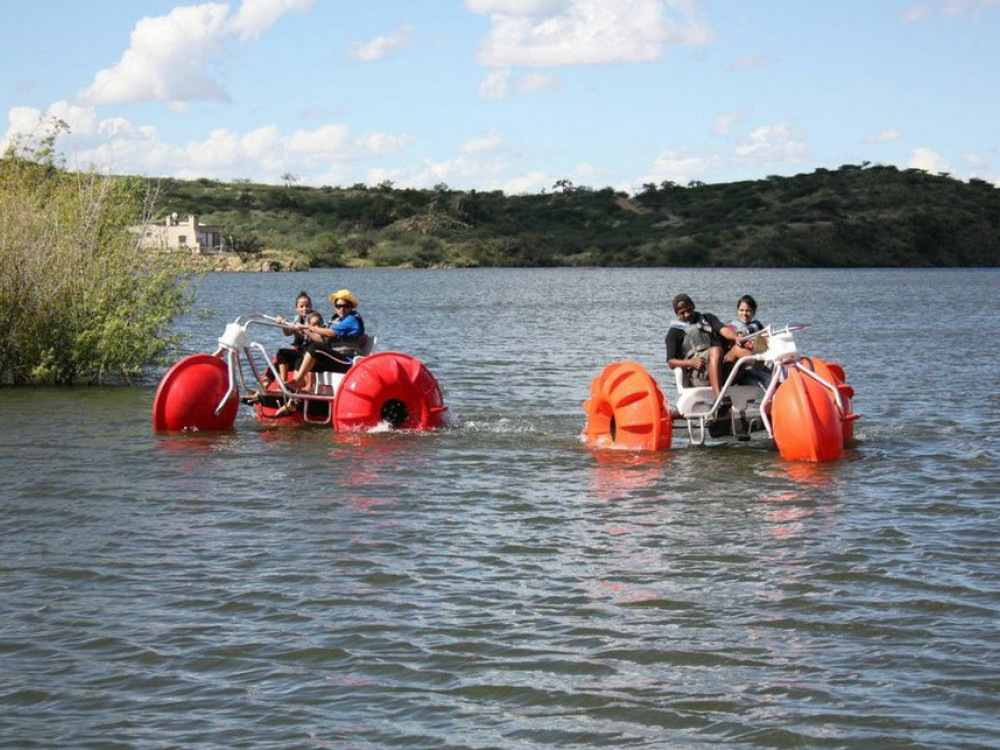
[
  {"xmin": 636, "ymin": 124, "xmax": 812, "ymax": 188},
  {"xmin": 1, "ymin": 102, "xmax": 101, "ymax": 154},
  {"xmin": 714, "ymin": 109, "xmax": 750, "ymax": 136},
  {"xmin": 572, "ymin": 160, "xmax": 618, "ymax": 187},
  {"xmin": 909, "ymin": 146, "xmax": 951, "ymax": 173},
  {"xmin": 188, "ymin": 129, "xmax": 244, "ymax": 167},
  {"xmin": 503, "ymin": 170, "xmax": 550, "ymax": 194},
  {"xmin": 231, "ymin": 0, "xmax": 312, "ymax": 42},
  {"xmin": 80, "ymin": 4, "xmax": 232, "ymax": 105},
  {"xmin": 638, "ymin": 148, "xmax": 712, "ymax": 186},
  {"xmin": 961, "ymin": 152, "xmax": 1000, "ymax": 186},
  {"xmin": 355, "ymin": 132, "xmax": 413, "ymax": 156},
  {"xmin": 479, "ymin": 68, "xmax": 512, "ymax": 99},
  {"xmin": 1, "ymin": 106, "xmax": 52, "ymax": 152},
  {"xmin": 963, "ymin": 151, "xmax": 989, "ymax": 168},
  {"xmin": 515, "ymin": 71, "xmax": 561, "ymax": 93},
  {"xmin": 97, "ymin": 117, "xmax": 142, "ymax": 138},
  {"xmin": 470, "ymin": 0, "xmax": 714, "ymax": 68},
  {"xmin": 870, "ymin": 127, "xmax": 902, "ymax": 143},
  {"xmin": 285, "ymin": 124, "xmax": 353, "ymax": 156},
  {"xmin": 16, "ymin": 108, "xmax": 411, "ymax": 186},
  {"xmin": 730, "ymin": 55, "xmax": 770, "ymax": 71},
  {"xmin": 357, "ymin": 129, "xmax": 554, "ymax": 192},
  {"xmin": 2, "ymin": 101, "xmax": 99, "ymax": 140},
  {"xmin": 349, "ymin": 24, "xmax": 414, "ymax": 61},
  {"xmin": 79, "ymin": 0, "xmax": 310, "ymax": 107},
  {"xmin": 241, "ymin": 125, "xmax": 282, "ymax": 162},
  {"xmin": 183, "ymin": 123, "xmax": 409, "ymax": 175},
  {"xmin": 899, "ymin": 5, "xmax": 929, "ymax": 21},
  {"xmin": 46, "ymin": 101, "xmax": 100, "ymax": 137},
  {"xmin": 466, "ymin": 0, "xmax": 567, "ymax": 13},
  {"xmin": 461, "ymin": 131, "xmax": 504, "ymax": 156},
  {"xmin": 734, "ymin": 122, "xmax": 807, "ymax": 163},
  {"xmin": 900, "ymin": 0, "xmax": 1000, "ymax": 21},
  {"xmin": 478, "ymin": 68, "xmax": 561, "ymax": 99}
]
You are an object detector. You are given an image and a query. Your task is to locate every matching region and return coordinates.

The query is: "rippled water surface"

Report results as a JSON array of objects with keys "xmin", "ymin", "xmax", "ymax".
[{"xmin": 2, "ymin": 268, "xmax": 999, "ymax": 748}]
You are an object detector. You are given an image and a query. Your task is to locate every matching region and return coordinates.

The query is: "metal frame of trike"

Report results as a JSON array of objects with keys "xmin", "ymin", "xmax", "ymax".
[
  {"xmin": 208, "ymin": 313, "xmax": 347, "ymax": 422},
  {"xmin": 672, "ymin": 324, "xmax": 848, "ymax": 446}
]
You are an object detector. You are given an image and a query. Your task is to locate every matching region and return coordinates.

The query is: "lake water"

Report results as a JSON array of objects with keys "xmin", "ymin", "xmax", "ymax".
[{"xmin": 2, "ymin": 267, "xmax": 999, "ymax": 748}]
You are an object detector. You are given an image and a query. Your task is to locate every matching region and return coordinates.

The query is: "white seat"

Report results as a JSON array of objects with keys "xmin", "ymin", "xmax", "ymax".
[
  {"xmin": 673, "ymin": 367, "xmax": 715, "ymax": 417},
  {"xmin": 313, "ymin": 371, "xmax": 345, "ymax": 395},
  {"xmin": 357, "ymin": 334, "xmax": 376, "ymax": 358},
  {"xmin": 672, "ymin": 365, "xmax": 764, "ymax": 418}
]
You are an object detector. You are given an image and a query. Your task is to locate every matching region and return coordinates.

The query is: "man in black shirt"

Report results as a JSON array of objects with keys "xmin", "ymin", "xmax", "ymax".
[{"xmin": 665, "ymin": 293, "xmax": 738, "ymax": 396}]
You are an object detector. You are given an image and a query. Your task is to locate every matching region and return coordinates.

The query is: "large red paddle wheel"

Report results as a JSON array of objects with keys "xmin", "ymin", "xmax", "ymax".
[
  {"xmin": 152, "ymin": 354, "xmax": 239, "ymax": 432},
  {"xmin": 333, "ymin": 352, "xmax": 448, "ymax": 431}
]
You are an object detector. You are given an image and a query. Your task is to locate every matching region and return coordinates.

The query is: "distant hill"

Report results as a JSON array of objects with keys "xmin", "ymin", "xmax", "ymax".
[{"xmin": 153, "ymin": 164, "xmax": 1000, "ymax": 268}]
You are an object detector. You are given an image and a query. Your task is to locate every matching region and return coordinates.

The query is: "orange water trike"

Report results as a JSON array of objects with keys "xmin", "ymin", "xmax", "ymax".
[
  {"xmin": 583, "ymin": 324, "xmax": 858, "ymax": 462},
  {"xmin": 153, "ymin": 314, "xmax": 447, "ymax": 433}
]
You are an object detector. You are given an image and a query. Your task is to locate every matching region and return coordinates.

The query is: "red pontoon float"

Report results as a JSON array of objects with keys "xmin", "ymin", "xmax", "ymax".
[
  {"xmin": 582, "ymin": 324, "xmax": 858, "ymax": 462},
  {"xmin": 153, "ymin": 314, "xmax": 447, "ymax": 433}
]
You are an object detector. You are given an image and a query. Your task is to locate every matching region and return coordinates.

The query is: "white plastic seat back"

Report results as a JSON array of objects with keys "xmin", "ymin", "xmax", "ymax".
[
  {"xmin": 672, "ymin": 365, "xmax": 763, "ymax": 418},
  {"xmin": 313, "ymin": 371, "xmax": 346, "ymax": 395},
  {"xmin": 673, "ymin": 367, "xmax": 715, "ymax": 417},
  {"xmin": 358, "ymin": 334, "xmax": 376, "ymax": 357}
]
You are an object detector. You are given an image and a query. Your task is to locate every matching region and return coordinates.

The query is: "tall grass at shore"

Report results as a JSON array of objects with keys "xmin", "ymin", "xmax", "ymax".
[{"xmin": 0, "ymin": 122, "xmax": 191, "ymax": 385}]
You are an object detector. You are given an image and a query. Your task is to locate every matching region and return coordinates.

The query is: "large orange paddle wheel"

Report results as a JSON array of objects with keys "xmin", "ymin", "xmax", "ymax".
[
  {"xmin": 797, "ymin": 356, "xmax": 858, "ymax": 446},
  {"xmin": 582, "ymin": 361, "xmax": 672, "ymax": 451},
  {"xmin": 771, "ymin": 367, "xmax": 844, "ymax": 462}
]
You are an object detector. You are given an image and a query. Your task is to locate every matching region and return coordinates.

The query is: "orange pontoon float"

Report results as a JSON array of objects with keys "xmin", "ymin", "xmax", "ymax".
[
  {"xmin": 153, "ymin": 314, "xmax": 447, "ymax": 433},
  {"xmin": 583, "ymin": 324, "xmax": 858, "ymax": 462}
]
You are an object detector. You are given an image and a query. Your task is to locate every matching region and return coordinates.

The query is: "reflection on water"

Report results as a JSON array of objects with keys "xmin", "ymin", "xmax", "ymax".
[
  {"xmin": 3, "ymin": 268, "xmax": 1000, "ymax": 748},
  {"xmin": 586, "ymin": 449, "xmax": 673, "ymax": 500}
]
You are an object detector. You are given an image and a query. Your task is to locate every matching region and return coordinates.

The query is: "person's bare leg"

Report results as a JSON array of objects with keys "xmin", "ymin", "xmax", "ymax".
[
  {"xmin": 708, "ymin": 346, "xmax": 724, "ymax": 396},
  {"xmin": 725, "ymin": 345, "xmax": 751, "ymax": 364},
  {"xmin": 289, "ymin": 353, "xmax": 316, "ymax": 391}
]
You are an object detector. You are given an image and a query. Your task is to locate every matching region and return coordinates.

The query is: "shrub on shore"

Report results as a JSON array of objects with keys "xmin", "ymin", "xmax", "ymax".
[{"xmin": 0, "ymin": 122, "xmax": 191, "ymax": 385}]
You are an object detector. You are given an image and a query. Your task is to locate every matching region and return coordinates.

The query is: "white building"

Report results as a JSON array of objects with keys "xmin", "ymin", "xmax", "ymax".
[{"xmin": 136, "ymin": 213, "xmax": 224, "ymax": 254}]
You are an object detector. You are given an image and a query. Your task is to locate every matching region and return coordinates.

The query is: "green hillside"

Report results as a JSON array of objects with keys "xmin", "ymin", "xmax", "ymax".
[{"xmin": 154, "ymin": 164, "xmax": 1000, "ymax": 268}]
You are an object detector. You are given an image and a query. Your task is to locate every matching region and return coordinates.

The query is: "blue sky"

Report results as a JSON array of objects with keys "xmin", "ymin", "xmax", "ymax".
[{"xmin": 3, "ymin": 0, "xmax": 998, "ymax": 193}]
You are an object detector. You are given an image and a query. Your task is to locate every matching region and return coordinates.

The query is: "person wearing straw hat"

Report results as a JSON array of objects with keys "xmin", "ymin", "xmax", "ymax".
[
  {"xmin": 275, "ymin": 289, "xmax": 365, "ymax": 414},
  {"xmin": 246, "ymin": 291, "xmax": 321, "ymax": 403}
]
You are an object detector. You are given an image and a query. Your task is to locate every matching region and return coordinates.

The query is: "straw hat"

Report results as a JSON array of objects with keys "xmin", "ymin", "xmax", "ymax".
[{"xmin": 329, "ymin": 288, "xmax": 359, "ymax": 308}]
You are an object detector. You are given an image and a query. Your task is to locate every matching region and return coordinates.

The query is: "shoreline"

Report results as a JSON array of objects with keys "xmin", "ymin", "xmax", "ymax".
[{"xmin": 178, "ymin": 251, "xmax": 306, "ymax": 272}]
